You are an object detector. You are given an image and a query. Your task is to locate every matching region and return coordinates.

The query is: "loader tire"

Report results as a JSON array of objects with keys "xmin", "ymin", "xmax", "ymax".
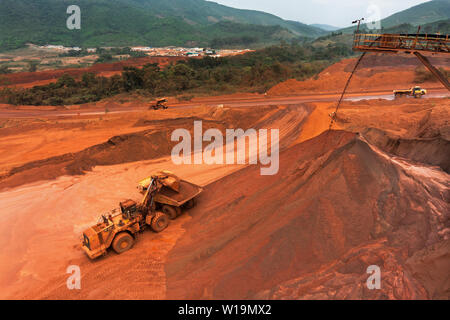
[
  {"xmin": 162, "ymin": 205, "xmax": 178, "ymax": 220},
  {"xmin": 151, "ymin": 212, "xmax": 170, "ymax": 233},
  {"xmin": 112, "ymin": 232, "xmax": 134, "ymax": 254}
]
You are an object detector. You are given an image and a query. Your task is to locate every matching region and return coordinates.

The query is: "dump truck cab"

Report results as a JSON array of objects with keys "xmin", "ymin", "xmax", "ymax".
[{"xmin": 412, "ymin": 86, "xmax": 427, "ymax": 97}]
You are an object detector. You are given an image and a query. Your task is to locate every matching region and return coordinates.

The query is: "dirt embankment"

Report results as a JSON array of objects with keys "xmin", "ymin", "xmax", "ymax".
[
  {"xmin": 0, "ymin": 104, "xmax": 313, "ymax": 191},
  {"xmin": 268, "ymin": 54, "xmax": 450, "ymax": 95},
  {"xmin": 331, "ymin": 98, "xmax": 450, "ymax": 173},
  {"xmin": 363, "ymin": 127, "xmax": 450, "ymax": 173},
  {"xmin": 0, "ymin": 117, "xmax": 222, "ymax": 190},
  {"xmin": 165, "ymin": 130, "xmax": 449, "ymax": 299}
]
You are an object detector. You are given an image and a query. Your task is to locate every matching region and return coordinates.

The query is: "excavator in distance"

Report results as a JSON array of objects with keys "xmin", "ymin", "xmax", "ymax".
[
  {"xmin": 81, "ymin": 171, "xmax": 203, "ymax": 259},
  {"xmin": 149, "ymin": 98, "xmax": 169, "ymax": 110}
]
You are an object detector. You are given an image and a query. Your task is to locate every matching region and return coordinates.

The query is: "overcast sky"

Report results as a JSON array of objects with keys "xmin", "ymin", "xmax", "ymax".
[{"xmin": 212, "ymin": 0, "xmax": 431, "ymax": 27}]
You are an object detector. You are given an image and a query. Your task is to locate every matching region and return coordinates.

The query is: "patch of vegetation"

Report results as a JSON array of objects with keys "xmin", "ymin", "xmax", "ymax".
[
  {"xmin": 0, "ymin": 43, "xmax": 354, "ymax": 106},
  {"xmin": 414, "ymin": 66, "xmax": 450, "ymax": 83},
  {"xmin": 95, "ymin": 53, "xmax": 115, "ymax": 64},
  {"xmin": 0, "ymin": 75, "xmax": 11, "ymax": 86},
  {"xmin": 0, "ymin": 65, "xmax": 12, "ymax": 74},
  {"xmin": 28, "ymin": 61, "xmax": 38, "ymax": 72},
  {"xmin": 315, "ymin": 32, "xmax": 343, "ymax": 42},
  {"xmin": 178, "ymin": 94, "xmax": 195, "ymax": 102}
]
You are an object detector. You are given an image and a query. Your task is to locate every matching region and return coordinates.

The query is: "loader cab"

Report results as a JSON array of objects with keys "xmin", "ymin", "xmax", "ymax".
[
  {"xmin": 83, "ymin": 233, "xmax": 91, "ymax": 250},
  {"xmin": 120, "ymin": 200, "xmax": 138, "ymax": 219}
]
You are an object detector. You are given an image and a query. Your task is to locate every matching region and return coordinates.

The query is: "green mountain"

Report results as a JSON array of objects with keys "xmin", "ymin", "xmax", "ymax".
[
  {"xmin": 341, "ymin": 0, "xmax": 450, "ymax": 33},
  {"xmin": 310, "ymin": 24, "xmax": 340, "ymax": 32},
  {"xmin": 381, "ymin": 19, "xmax": 450, "ymax": 34},
  {"xmin": 381, "ymin": 0, "xmax": 450, "ymax": 28},
  {"xmin": 0, "ymin": 0, "xmax": 325, "ymax": 51}
]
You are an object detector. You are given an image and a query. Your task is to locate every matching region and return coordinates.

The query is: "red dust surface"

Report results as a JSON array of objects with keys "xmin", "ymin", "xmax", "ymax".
[
  {"xmin": 0, "ymin": 103, "xmax": 315, "ymax": 299},
  {"xmin": 0, "ymin": 56, "xmax": 448, "ymax": 300}
]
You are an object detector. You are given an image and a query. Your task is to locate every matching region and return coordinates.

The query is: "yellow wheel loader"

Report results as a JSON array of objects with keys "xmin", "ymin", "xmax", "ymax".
[{"xmin": 81, "ymin": 172, "xmax": 203, "ymax": 259}]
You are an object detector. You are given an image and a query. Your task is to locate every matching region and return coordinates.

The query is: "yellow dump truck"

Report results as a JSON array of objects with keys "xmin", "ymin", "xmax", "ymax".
[
  {"xmin": 394, "ymin": 86, "xmax": 427, "ymax": 98},
  {"xmin": 81, "ymin": 171, "xmax": 203, "ymax": 259},
  {"xmin": 137, "ymin": 171, "xmax": 203, "ymax": 219}
]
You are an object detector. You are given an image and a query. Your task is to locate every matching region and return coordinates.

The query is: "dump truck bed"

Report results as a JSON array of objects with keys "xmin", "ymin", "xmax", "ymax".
[{"xmin": 154, "ymin": 180, "xmax": 203, "ymax": 207}]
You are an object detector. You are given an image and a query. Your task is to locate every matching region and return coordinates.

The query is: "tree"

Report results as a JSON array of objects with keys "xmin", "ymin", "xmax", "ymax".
[
  {"xmin": 81, "ymin": 72, "xmax": 97, "ymax": 87},
  {"xmin": 122, "ymin": 67, "xmax": 144, "ymax": 91},
  {"xmin": 95, "ymin": 54, "xmax": 114, "ymax": 64},
  {"xmin": 142, "ymin": 64, "xmax": 161, "ymax": 94},
  {"xmin": 28, "ymin": 61, "xmax": 38, "ymax": 72},
  {"xmin": 57, "ymin": 74, "xmax": 76, "ymax": 87},
  {"xmin": 0, "ymin": 65, "xmax": 11, "ymax": 74}
]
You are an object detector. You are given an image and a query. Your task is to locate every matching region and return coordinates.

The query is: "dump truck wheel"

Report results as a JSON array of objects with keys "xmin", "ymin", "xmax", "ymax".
[
  {"xmin": 185, "ymin": 199, "xmax": 195, "ymax": 209},
  {"xmin": 162, "ymin": 205, "xmax": 178, "ymax": 220},
  {"xmin": 151, "ymin": 212, "xmax": 170, "ymax": 233},
  {"xmin": 112, "ymin": 232, "xmax": 134, "ymax": 254}
]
